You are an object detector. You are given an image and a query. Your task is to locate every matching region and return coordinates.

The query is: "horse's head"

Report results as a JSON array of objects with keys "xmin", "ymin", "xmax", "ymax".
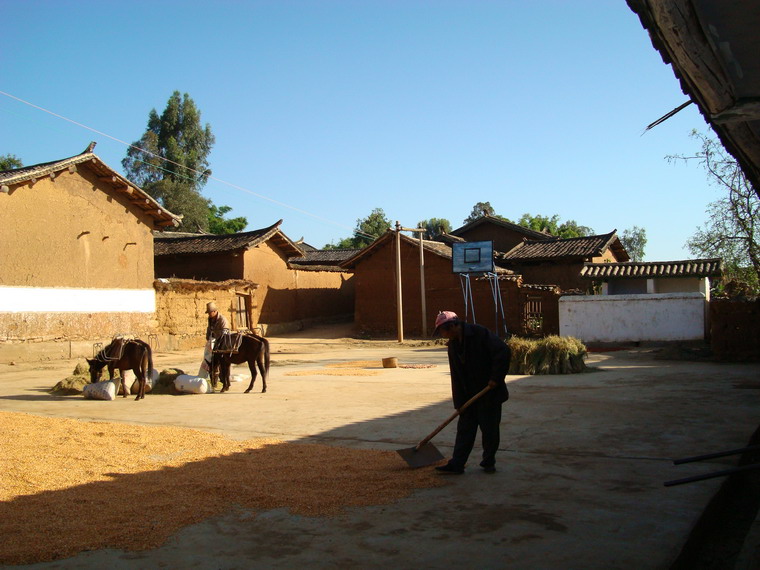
[{"xmin": 86, "ymin": 358, "xmax": 106, "ymax": 383}]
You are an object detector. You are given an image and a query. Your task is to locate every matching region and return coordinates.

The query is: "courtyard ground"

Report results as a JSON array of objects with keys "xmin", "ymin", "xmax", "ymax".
[{"xmin": 1, "ymin": 323, "xmax": 759, "ymax": 568}]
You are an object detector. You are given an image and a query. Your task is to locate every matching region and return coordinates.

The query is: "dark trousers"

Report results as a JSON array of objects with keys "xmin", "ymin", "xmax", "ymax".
[{"xmin": 451, "ymin": 399, "xmax": 502, "ymax": 468}]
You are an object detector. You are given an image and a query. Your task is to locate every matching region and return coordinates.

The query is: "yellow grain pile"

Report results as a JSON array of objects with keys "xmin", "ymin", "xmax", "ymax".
[
  {"xmin": 0, "ymin": 411, "xmax": 443, "ymax": 566},
  {"xmin": 507, "ymin": 335, "xmax": 587, "ymax": 375}
]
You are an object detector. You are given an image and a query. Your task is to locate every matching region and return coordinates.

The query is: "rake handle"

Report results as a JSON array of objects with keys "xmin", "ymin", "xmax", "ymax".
[{"xmin": 415, "ymin": 385, "xmax": 493, "ymax": 450}]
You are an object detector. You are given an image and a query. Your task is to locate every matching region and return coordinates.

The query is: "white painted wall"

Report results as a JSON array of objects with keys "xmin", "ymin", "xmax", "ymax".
[
  {"xmin": 559, "ymin": 292, "xmax": 706, "ymax": 342},
  {"xmin": 0, "ymin": 287, "xmax": 156, "ymax": 313}
]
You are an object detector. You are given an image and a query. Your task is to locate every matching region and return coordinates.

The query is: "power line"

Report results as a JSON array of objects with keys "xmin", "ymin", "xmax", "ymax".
[{"xmin": 0, "ymin": 89, "xmax": 378, "ymax": 241}]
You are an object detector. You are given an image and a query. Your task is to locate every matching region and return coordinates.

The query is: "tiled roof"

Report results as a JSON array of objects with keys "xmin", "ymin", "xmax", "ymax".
[
  {"xmin": 154, "ymin": 220, "xmax": 303, "ymax": 258},
  {"xmin": 435, "ymin": 231, "xmax": 467, "ymax": 245},
  {"xmin": 340, "ymin": 230, "xmax": 514, "ymax": 274},
  {"xmin": 580, "ymin": 258, "xmax": 723, "ymax": 280},
  {"xmin": 451, "ymin": 215, "xmax": 555, "ymax": 241},
  {"xmin": 341, "ymin": 231, "xmax": 453, "ymax": 269},
  {"xmin": 498, "ymin": 231, "xmax": 630, "ymax": 262},
  {"xmin": 0, "ymin": 144, "xmax": 181, "ymax": 228},
  {"xmin": 288, "ymin": 249, "xmax": 359, "ymax": 271}
]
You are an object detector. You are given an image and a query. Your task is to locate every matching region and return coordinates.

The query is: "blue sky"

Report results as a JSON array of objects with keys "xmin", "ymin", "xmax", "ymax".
[{"xmin": 1, "ymin": 1, "xmax": 716, "ymax": 260}]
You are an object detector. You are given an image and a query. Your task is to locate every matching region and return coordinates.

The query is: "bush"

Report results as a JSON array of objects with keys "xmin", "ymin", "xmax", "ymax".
[{"xmin": 507, "ymin": 335, "xmax": 587, "ymax": 375}]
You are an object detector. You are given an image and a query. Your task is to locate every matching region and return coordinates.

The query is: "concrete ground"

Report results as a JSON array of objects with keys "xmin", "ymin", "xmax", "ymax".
[{"xmin": 2, "ymin": 324, "xmax": 759, "ymax": 569}]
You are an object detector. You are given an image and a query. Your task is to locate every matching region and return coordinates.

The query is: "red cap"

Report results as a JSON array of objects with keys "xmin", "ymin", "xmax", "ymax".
[{"xmin": 433, "ymin": 311, "xmax": 458, "ymax": 336}]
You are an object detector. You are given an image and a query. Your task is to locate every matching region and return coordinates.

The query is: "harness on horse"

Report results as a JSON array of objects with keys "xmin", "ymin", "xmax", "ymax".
[
  {"xmin": 212, "ymin": 331, "xmax": 244, "ymax": 354},
  {"xmin": 95, "ymin": 335, "xmax": 137, "ymax": 362}
]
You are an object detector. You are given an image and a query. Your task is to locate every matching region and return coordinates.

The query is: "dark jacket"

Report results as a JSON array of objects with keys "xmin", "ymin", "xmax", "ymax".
[{"xmin": 447, "ymin": 322, "xmax": 510, "ymax": 408}]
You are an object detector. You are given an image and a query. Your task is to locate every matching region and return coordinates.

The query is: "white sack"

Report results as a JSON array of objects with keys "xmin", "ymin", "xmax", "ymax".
[
  {"xmin": 174, "ymin": 374, "xmax": 211, "ymax": 394},
  {"xmin": 83, "ymin": 380, "xmax": 117, "ymax": 401}
]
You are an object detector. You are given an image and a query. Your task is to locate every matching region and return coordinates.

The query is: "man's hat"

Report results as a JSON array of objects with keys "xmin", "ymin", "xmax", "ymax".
[
  {"xmin": 205, "ymin": 302, "xmax": 218, "ymax": 314},
  {"xmin": 432, "ymin": 310, "xmax": 458, "ymax": 336}
]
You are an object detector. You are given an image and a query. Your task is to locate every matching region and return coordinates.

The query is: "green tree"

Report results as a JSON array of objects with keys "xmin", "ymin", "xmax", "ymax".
[
  {"xmin": 150, "ymin": 178, "xmax": 211, "ymax": 233},
  {"xmin": 463, "ymin": 201, "xmax": 497, "ymax": 224},
  {"xmin": 620, "ymin": 226, "xmax": 647, "ymax": 261},
  {"xmin": 416, "ymin": 217, "xmax": 452, "ymax": 240},
  {"xmin": 516, "ymin": 213, "xmax": 594, "ymax": 238},
  {"xmin": 325, "ymin": 207, "xmax": 392, "ymax": 249},
  {"xmin": 208, "ymin": 205, "xmax": 247, "ymax": 234},
  {"xmin": 671, "ymin": 131, "xmax": 759, "ymax": 293},
  {"xmin": 122, "ymin": 91, "xmax": 237, "ymax": 233},
  {"xmin": 0, "ymin": 154, "xmax": 23, "ymax": 170}
]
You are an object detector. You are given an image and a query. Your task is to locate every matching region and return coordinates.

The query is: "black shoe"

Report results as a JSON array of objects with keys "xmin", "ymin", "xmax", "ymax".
[
  {"xmin": 435, "ymin": 462, "xmax": 464, "ymax": 474},
  {"xmin": 481, "ymin": 465, "xmax": 496, "ymax": 474}
]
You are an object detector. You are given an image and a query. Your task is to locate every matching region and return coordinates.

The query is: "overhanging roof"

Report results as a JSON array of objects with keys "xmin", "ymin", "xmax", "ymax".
[
  {"xmin": 628, "ymin": 0, "xmax": 760, "ymax": 197},
  {"xmin": 498, "ymin": 231, "xmax": 630, "ymax": 263},
  {"xmin": 154, "ymin": 219, "xmax": 303, "ymax": 258},
  {"xmin": 581, "ymin": 258, "xmax": 722, "ymax": 280},
  {"xmin": 340, "ymin": 230, "xmax": 515, "ymax": 274},
  {"xmin": 288, "ymin": 248, "xmax": 359, "ymax": 272},
  {"xmin": 451, "ymin": 214, "xmax": 555, "ymax": 241},
  {"xmin": 0, "ymin": 144, "xmax": 182, "ymax": 229}
]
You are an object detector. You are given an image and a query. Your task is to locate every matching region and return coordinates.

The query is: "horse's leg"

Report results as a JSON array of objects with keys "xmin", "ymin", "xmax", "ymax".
[
  {"xmin": 256, "ymin": 353, "xmax": 267, "ymax": 393},
  {"xmin": 244, "ymin": 357, "xmax": 257, "ymax": 393},
  {"xmin": 220, "ymin": 358, "xmax": 230, "ymax": 392},
  {"xmin": 134, "ymin": 353, "xmax": 146, "ymax": 401},
  {"xmin": 258, "ymin": 340, "xmax": 269, "ymax": 393},
  {"xmin": 114, "ymin": 364, "xmax": 129, "ymax": 398}
]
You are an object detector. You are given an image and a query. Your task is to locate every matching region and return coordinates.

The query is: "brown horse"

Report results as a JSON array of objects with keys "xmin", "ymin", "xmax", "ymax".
[
  {"xmin": 87, "ymin": 338, "xmax": 153, "ymax": 400},
  {"xmin": 211, "ymin": 333, "xmax": 270, "ymax": 393}
]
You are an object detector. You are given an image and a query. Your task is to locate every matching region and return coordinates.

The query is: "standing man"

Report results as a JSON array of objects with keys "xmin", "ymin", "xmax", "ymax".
[
  {"xmin": 198, "ymin": 301, "xmax": 230, "ymax": 378},
  {"xmin": 433, "ymin": 311, "xmax": 511, "ymax": 474}
]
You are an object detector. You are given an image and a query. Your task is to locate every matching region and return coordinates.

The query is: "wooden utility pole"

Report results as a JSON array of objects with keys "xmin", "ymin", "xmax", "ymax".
[
  {"xmin": 395, "ymin": 221, "xmax": 404, "ymax": 342},
  {"xmin": 395, "ymin": 222, "xmax": 427, "ymax": 342}
]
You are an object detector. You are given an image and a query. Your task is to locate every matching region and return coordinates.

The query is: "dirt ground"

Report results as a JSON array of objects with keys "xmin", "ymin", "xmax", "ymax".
[{"xmin": 2, "ymin": 324, "xmax": 760, "ymax": 569}]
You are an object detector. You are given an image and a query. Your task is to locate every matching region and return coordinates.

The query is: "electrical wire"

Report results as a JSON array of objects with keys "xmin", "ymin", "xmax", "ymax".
[{"xmin": 0, "ymin": 89, "xmax": 378, "ymax": 241}]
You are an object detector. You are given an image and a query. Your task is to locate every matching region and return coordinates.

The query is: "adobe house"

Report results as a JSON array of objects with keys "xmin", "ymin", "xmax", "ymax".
[
  {"xmin": 154, "ymin": 221, "xmax": 355, "ymax": 333},
  {"xmin": 450, "ymin": 214, "xmax": 554, "ymax": 253},
  {"xmin": 496, "ymin": 230, "xmax": 630, "ymax": 292},
  {"xmin": 0, "ymin": 144, "xmax": 180, "ymax": 361},
  {"xmin": 340, "ymin": 230, "xmax": 560, "ymax": 337}
]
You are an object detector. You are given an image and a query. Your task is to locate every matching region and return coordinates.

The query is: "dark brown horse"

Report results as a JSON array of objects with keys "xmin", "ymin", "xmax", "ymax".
[
  {"xmin": 211, "ymin": 333, "xmax": 270, "ymax": 393},
  {"xmin": 87, "ymin": 338, "xmax": 153, "ymax": 400}
]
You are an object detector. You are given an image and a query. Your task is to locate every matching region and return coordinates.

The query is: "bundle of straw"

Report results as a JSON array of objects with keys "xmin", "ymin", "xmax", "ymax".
[
  {"xmin": 50, "ymin": 362, "xmax": 91, "ymax": 394},
  {"xmin": 507, "ymin": 335, "xmax": 587, "ymax": 375}
]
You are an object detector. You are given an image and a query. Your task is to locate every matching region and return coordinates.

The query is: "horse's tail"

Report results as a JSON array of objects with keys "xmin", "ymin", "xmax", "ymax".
[
  {"xmin": 261, "ymin": 337, "xmax": 269, "ymax": 375},
  {"xmin": 249, "ymin": 333, "xmax": 270, "ymax": 378},
  {"xmin": 145, "ymin": 341, "xmax": 154, "ymax": 380},
  {"xmin": 132, "ymin": 339, "xmax": 153, "ymax": 378}
]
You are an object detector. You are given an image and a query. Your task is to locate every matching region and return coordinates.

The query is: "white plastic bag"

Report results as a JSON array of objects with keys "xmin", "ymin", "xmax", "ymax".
[
  {"xmin": 174, "ymin": 374, "xmax": 211, "ymax": 394},
  {"xmin": 83, "ymin": 380, "xmax": 117, "ymax": 401}
]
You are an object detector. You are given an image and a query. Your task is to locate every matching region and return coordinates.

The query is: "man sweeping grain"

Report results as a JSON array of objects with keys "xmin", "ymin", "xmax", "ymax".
[
  {"xmin": 433, "ymin": 311, "xmax": 510, "ymax": 474},
  {"xmin": 198, "ymin": 302, "xmax": 230, "ymax": 378}
]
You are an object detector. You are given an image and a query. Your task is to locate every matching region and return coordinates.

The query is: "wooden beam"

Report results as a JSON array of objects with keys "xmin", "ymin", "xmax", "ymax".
[{"xmin": 711, "ymin": 99, "xmax": 760, "ymax": 123}]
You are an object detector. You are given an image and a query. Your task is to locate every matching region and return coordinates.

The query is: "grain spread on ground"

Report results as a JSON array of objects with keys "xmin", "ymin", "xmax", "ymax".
[
  {"xmin": 283, "ymin": 360, "xmax": 437, "ymax": 376},
  {"xmin": 0, "ymin": 411, "xmax": 443, "ymax": 566}
]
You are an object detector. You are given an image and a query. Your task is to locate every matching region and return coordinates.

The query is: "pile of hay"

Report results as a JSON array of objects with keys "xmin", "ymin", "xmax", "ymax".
[
  {"xmin": 50, "ymin": 362, "xmax": 91, "ymax": 395},
  {"xmin": 151, "ymin": 368, "xmax": 185, "ymax": 394},
  {"xmin": 507, "ymin": 335, "xmax": 587, "ymax": 375}
]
